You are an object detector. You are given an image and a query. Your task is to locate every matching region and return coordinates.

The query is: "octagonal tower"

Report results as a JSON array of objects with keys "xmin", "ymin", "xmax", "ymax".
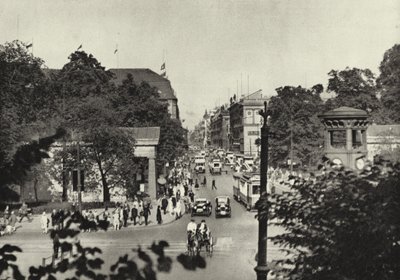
[{"xmin": 319, "ymin": 106, "xmax": 369, "ymax": 170}]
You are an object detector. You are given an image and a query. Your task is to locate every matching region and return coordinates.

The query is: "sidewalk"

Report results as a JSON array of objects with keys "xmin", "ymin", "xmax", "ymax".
[{"xmin": 12, "ymin": 199, "xmax": 186, "ymax": 234}]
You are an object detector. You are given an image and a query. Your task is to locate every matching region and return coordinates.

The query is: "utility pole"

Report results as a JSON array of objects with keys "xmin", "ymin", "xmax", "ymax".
[
  {"xmin": 290, "ymin": 121, "xmax": 294, "ymax": 173},
  {"xmin": 77, "ymin": 141, "xmax": 82, "ymax": 213},
  {"xmin": 255, "ymin": 101, "xmax": 269, "ymax": 280},
  {"xmin": 62, "ymin": 140, "xmax": 68, "ymax": 201}
]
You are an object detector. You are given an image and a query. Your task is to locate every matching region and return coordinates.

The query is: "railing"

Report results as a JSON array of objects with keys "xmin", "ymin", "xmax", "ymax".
[{"xmin": 42, "ymin": 247, "xmax": 75, "ymax": 267}]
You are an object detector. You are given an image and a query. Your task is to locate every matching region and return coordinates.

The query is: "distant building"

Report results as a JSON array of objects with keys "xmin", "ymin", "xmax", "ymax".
[
  {"xmin": 109, "ymin": 68, "xmax": 179, "ymax": 120},
  {"xmin": 228, "ymin": 90, "xmax": 269, "ymax": 157},
  {"xmin": 210, "ymin": 106, "xmax": 230, "ymax": 150},
  {"xmin": 367, "ymin": 124, "xmax": 400, "ymax": 162},
  {"xmin": 43, "ymin": 68, "xmax": 179, "ymax": 120}
]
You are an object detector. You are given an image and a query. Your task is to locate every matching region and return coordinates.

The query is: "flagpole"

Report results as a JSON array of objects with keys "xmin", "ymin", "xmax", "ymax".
[{"xmin": 115, "ymin": 44, "xmax": 119, "ymax": 68}]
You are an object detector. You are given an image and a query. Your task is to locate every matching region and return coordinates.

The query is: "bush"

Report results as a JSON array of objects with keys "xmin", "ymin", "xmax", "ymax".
[{"xmin": 261, "ymin": 158, "xmax": 400, "ymax": 280}]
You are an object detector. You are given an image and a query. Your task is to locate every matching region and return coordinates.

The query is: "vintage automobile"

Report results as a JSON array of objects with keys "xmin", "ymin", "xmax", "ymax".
[
  {"xmin": 208, "ymin": 159, "xmax": 222, "ymax": 175},
  {"xmin": 194, "ymin": 155, "xmax": 206, "ymax": 173},
  {"xmin": 191, "ymin": 198, "xmax": 212, "ymax": 217},
  {"xmin": 215, "ymin": 196, "xmax": 231, "ymax": 218}
]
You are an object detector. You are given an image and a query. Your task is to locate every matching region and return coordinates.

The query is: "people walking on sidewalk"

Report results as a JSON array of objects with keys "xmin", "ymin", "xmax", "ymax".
[
  {"xmin": 9, "ymin": 211, "xmax": 17, "ymax": 233},
  {"xmin": 131, "ymin": 204, "xmax": 138, "ymax": 225},
  {"xmin": 138, "ymin": 202, "xmax": 144, "ymax": 225},
  {"xmin": 123, "ymin": 205, "xmax": 129, "ymax": 227},
  {"xmin": 161, "ymin": 196, "xmax": 168, "ymax": 215},
  {"xmin": 113, "ymin": 208, "xmax": 120, "ymax": 230},
  {"xmin": 171, "ymin": 196, "xmax": 177, "ymax": 208},
  {"xmin": 18, "ymin": 202, "xmax": 32, "ymax": 223},
  {"xmin": 156, "ymin": 206, "xmax": 162, "ymax": 224},
  {"xmin": 41, "ymin": 211, "xmax": 49, "ymax": 234},
  {"xmin": 119, "ymin": 206, "xmax": 124, "ymax": 229},
  {"xmin": 175, "ymin": 200, "xmax": 182, "ymax": 220},
  {"xmin": 53, "ymin": 232, "xmax": 60, "ymax": 259},
  {"xmin": 143, "ymin": 204, "xmax": 151, "ymax": 226},
  {"xmin": 203, "ymin": 176, "xmax": 207, "ymax": 187}
]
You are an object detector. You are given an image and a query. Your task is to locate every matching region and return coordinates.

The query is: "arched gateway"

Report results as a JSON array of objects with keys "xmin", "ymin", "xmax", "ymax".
[{"xmin": 120, "ymin": 127, "xmax": 160, "ymax": 199}]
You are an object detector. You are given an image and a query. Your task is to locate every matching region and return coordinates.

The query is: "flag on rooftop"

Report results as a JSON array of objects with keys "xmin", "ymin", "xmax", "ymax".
[{"xmin": 160, "ymin": 63, "xmax": 165, "ymax": 70}]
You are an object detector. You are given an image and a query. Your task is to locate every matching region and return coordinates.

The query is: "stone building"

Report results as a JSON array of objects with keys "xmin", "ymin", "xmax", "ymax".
[
  {"xmin": 367, "ymin": 124, "xmax": 400, "ymax": 162},
  {"xmin": 228, "ymin": 90, "xmax": 269, "ymax": 157},
  {"xmin": 210, "ymin": 106, "xmax": 230, "ymax": 150},
  {"xmin": 109, "ymin": 68, "xmax": 179, "ymax": 120}
]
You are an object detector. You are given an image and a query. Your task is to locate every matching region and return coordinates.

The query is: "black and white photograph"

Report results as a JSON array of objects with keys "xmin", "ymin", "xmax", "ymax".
[{"xmin": 0, "ymin": 1, "xmax": 399, "ymax": 279}]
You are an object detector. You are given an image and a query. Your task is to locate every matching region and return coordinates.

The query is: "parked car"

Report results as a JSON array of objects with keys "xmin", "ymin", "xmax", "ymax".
[
  {"xmin": 215, "ymin": 196, "xmax": 231, "ymax": 218},
  {"xmin": 191, "ymin": 198, "xmax": 212, "ymax": 217}
]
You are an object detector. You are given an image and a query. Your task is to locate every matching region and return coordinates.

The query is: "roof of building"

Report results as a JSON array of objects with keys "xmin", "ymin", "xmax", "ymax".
[
  {"xmin": 109, "ymin": 68, "xmax": 176, "ymax": 100},
  {"xmin": 319, "ymin": 106, "xmax": 368, "ymax": 119},
  {"xmin": 228, "ymin": 90, "xmax": 269, "ymax": 109},
  {"xmin": 367, "ymin": 124, "xmax": 400, "ymax": 137},
  {"xmin": 41, "ymin": 68, "xmax": 177, "ymax": 101},
  {"xmin": 119, "ymin": 127, "xmax": 160, "ymax": 146}
]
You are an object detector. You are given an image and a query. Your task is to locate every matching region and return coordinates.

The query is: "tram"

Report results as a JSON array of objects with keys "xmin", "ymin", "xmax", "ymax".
[{"xmin": 232, "ymin": 172, "xmax": 260, "ymax": 211}]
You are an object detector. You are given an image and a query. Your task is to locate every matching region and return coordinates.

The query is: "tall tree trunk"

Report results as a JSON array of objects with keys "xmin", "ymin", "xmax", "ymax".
[
  {"xmin": 33, "ymin": 177, "xmax": 39, "ymax": 203},
  {"xmin": 98, "ymin": 162, "xmax": 110, "ymax": 202},
  {"xmin": 101, "ymin": 174, "xmax": 110, "ymax": 202}
]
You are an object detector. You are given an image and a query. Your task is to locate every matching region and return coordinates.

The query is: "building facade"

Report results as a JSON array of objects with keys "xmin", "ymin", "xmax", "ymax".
[
  {"xmin": 210, "ymin": 106, "xmax": 230, "ymax": 150},
  {"xmin": 228, "ymin": 90, "xmax": 269, "ymax": 157},
  {"xmin": 367, "ymin": 124, "xmax": 400, "ymax": 162},
  {"xmin": 110, "ymin": 68, "xmax": 179, "ymax": 120}
]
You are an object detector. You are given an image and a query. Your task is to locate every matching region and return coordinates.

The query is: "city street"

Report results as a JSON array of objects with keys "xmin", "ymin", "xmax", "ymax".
[{"xmin": 0, "ymin": 167, "xmax": 284, "ymax": 279}]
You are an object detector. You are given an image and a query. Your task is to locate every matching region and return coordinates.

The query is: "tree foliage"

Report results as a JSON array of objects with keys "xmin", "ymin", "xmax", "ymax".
[
  {"xmin": 377, "ymin": 44, "xmax": 400, "ymax": 123},
  {"xmin": 260, "ymin": 158, "xmax": 400, "ymax": 280},
  {"xmin": 111, "ymin": 75, "xmax": 187, "ymax": 171},
  {"xmin": 268, "ymin": 85, "xmax": 324, "ymax": 168},
  {"xmin": 324, "ymin": 67, "xmax": 390, "ymax": 123},
  {"xmin": 0, "ymin": 40, "xmax": 53, "ymax": 171}
]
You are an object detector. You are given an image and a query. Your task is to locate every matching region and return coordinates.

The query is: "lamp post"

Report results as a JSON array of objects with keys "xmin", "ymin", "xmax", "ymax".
[{"xmin": 254, "ymin": 101, "xmax": 269, "ymax": 280}]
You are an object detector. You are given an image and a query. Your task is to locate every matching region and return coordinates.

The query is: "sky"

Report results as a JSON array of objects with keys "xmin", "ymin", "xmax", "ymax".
[{"xmin": 0, "ymin": 0, "xmax": 399, "ymax": 129}]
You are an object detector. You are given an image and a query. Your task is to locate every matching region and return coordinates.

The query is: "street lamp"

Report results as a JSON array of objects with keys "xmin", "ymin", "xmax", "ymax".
[{"xmin": 254, "ymin": 101, "xmax": 269, "ymax": 280}]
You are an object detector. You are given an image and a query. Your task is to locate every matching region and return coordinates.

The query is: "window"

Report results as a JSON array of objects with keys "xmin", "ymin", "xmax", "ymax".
[
  {"xmin": 252, "ymin": 185, "xmax": 260, "ymax": 195},
  {"xmin": 330, "ymin": 130, "xmax": 346, "ymax": 149},
  {"xmin": 352, "ymin": 130, "xmax": 363, "ymax": 149}
]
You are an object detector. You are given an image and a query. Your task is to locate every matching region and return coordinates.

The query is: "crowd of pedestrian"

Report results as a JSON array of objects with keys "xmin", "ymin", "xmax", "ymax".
[
  {"xmin": 1, "ymin": 157, "xmax": 203, "ymax": 237},
  {"xmin": 156, "ymin": 160, "xmax": 200, "ymax": 221},
  {"xmin": 0, "ymin": 203, "xmax": 33, "ymax": 236}
]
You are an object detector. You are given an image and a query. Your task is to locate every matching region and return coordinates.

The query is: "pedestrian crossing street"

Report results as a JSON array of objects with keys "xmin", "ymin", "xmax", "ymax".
[{"xmin": 9, "ymin": 237, "xmax": 283, "ymax": 259}]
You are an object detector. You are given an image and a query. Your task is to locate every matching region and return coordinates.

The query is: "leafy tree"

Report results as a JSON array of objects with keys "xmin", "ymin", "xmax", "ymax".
[
  {"xmin": 51, "ymin": 51, "xmax": 132, "ymax": 202},
  {"xmin": 260, "ymin": 158, "xmax": 400, "ymax": 280},
  {"xmin": 111, "ymin": 75, "xmax": 170, "ymax": 127},
  {"xmin": 0, "ymin": 40, "xmax": 53, "ymax": 173},
  {"xmin": 377, "ymin": 44, "xmax": 400, "ymax": 123},
  {"xmin": 268, "ymin": 85, "xmax": 324, "ymax": 168},
  {"xmin": 111, "ymin": 75, "xmax": 187, "ymax": 172},
  {"xmin": 48, "ymin": 96, "xmax": 137, "ymax": 203},
  {"xmin": 325, "ymin": 67, "xmax": 388, "ymax": 123}
]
